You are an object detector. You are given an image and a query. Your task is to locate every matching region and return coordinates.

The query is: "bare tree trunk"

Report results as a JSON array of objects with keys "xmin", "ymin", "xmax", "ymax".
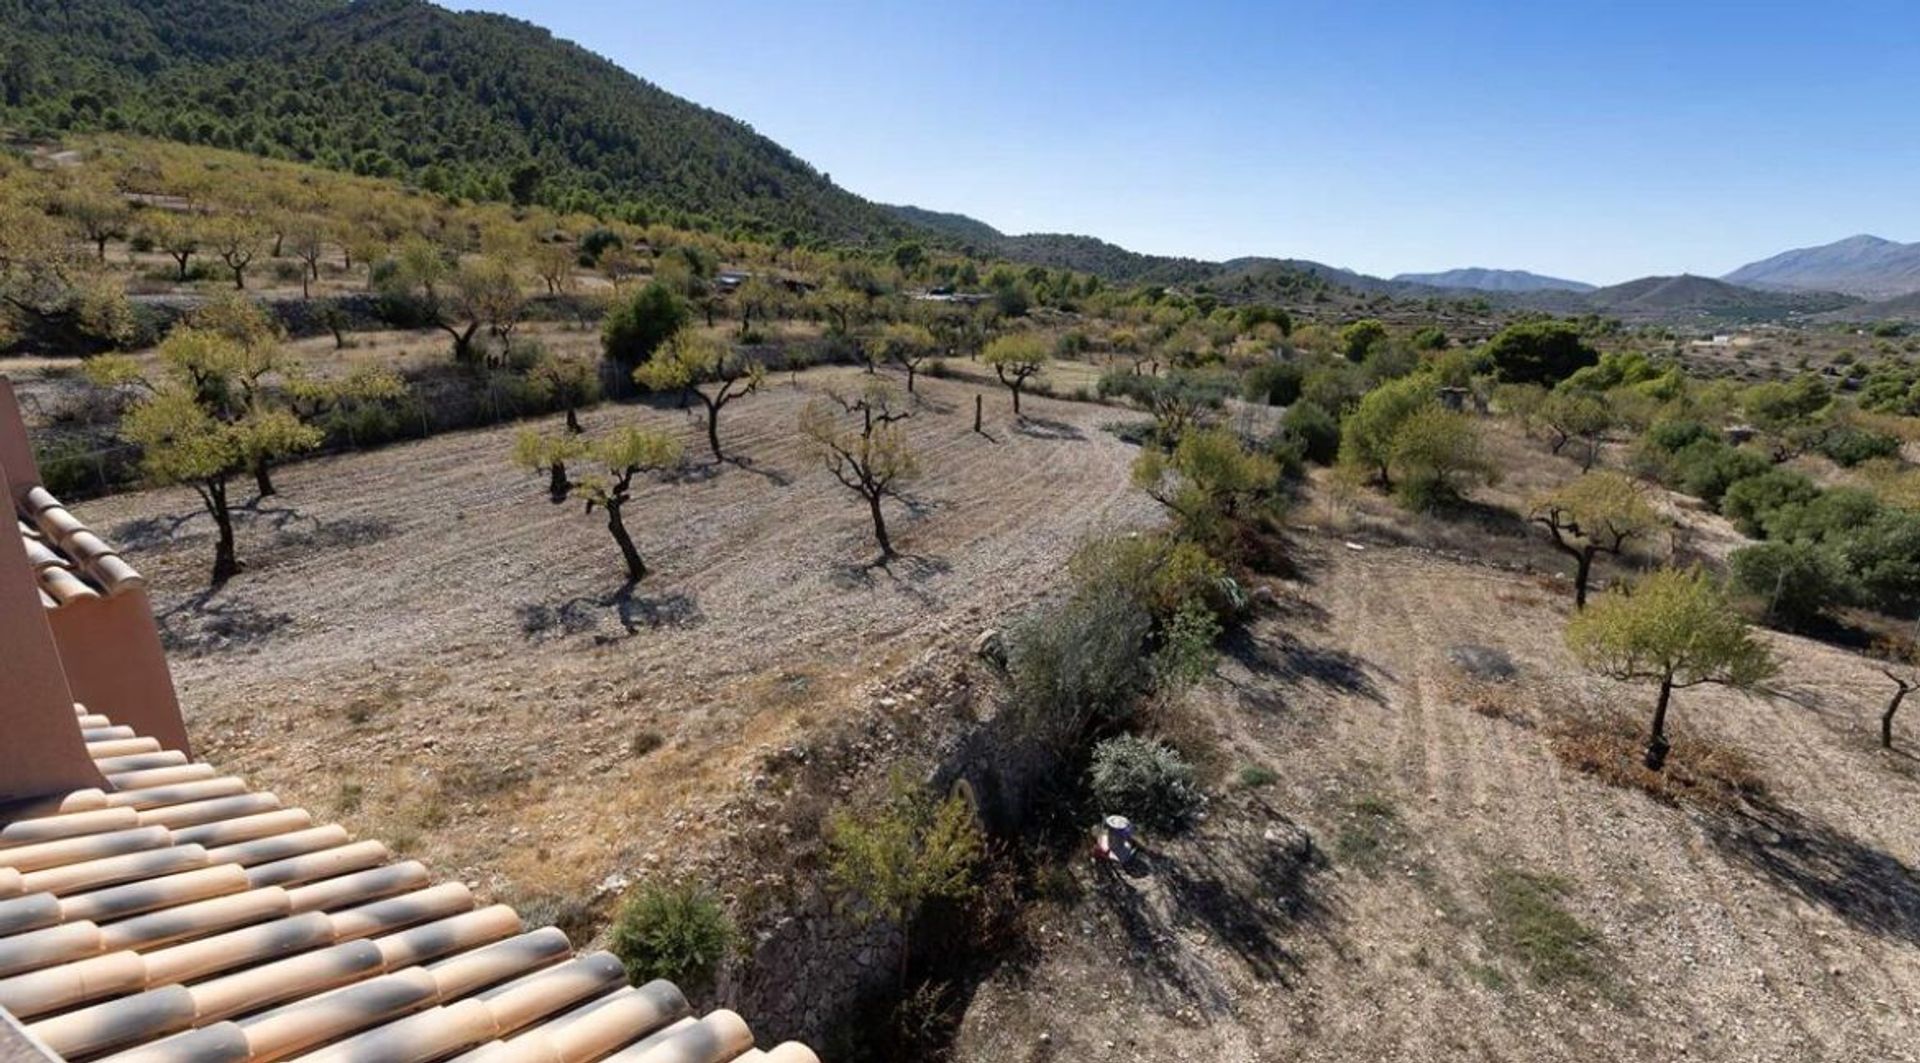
[
  {"xmin": 1885, "ymin": 684, "xmax": 1912, "ymax": 749},
  {"xmin": 606, "ymin": 504, "xmax": 646, "ymax": 582},
  {"xmin": 1574, "ymin": 550, "xmax": 1594, "ymax": 610},
  {"xmin": 206, "ymin": 478, "xmax": 238, "ymax": 586},
  {"xmin": 973, "ymin": 394, "xmax": 982, "ymax": 434},
  {"xmin": 1645, "ymin": 677, "xmax": 1675, "ymax": 771},
  {"xmin": 547, "ymin": 462, "xmax": 569, "ymax": 504},
  {"xmin": 704, "ymin": 402, "xmax": 724, "ymax": 461},
  {"xmin": 253, "ymin": 460, "xmax": 276, "ymax": 499},
  {"xmin": 868, "ymin": 490, "xmax": 894, "ymax": 558}
]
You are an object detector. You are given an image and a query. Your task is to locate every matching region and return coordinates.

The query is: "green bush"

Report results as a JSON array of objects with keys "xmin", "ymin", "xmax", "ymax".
[
  {"xmin": 1006, "ymin": 576, "xmax": 1153, "ymax": 746},
  {"xmin": 1241, "ymin": 359, "xmax": 1303, "ymax": 406},
  {"xmin": 608, "ymin": 880, "xmax": 737, "ymax": 989},
  {"xmin": 1760, "ymin": 486, "xmax": 1880, "ymax": 544},
  {"xmin": 1731, "ymin": 541, "xmax": 1850, "ymax": 628},
  {"xmin": 602, "ymin": 282, "xmax": 689, "ymax": 369},
  {"xmin": 1721, "ymin": 468, "xmax": 1819, "ymax": 537},
  {"xmin": 1151, "ymin": 599, "xmax": 1222, "ymax": 688},
  {"xmin": 1668, "ymin": 440, "xmax": 1770, "ymax": 508},
  {"xmin": 1088, "ymin": 735, "xmax": 1203, "ymax": 830},
  {"xmin": 1280, "ymin": 399, "xmax": 1340, "ymax": 464},
  {"xmin": 1817, "ymin": 426, "xmax": 1901, "ymax": 467},
  {"xmin": 1846, "ymin": 510, "xmax": 1920, "ymax": 616}
]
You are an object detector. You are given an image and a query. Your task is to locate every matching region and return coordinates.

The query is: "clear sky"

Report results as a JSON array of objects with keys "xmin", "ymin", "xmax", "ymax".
[{"xmin": 456, "ymin": 1, "xmax": 1920, "ymax": 285}]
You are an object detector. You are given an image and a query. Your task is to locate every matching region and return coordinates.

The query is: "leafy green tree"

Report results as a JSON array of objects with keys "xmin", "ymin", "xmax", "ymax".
[
  {"xmin": 1566, "ymin": 567, "xmax": 1778, "ymax": 770},
  {"xmin": 1387, "ymin": 406, "xmax": 1495, "ymax": 510},
  {"xmin": 1721, "ymin": 469, "xmax": 1819, "ymax": 538},
  {"xmin": 602, "ymin": 281, "xmax": 689, "ymax": 371},
  {"xmin": 732, "ymin": 275, "xmax": 788, "ymax": 338},
  {"xmin": 1340, "ymin": 318, "xmax": 1389, "ymax": 362},
  {"xmin": 826, "ymin": 771, "xmax": 984, "ymax": 986},
  {"xmin": 1338, "ymin": 376, "xmax": 1435, "ymax": 488},
  {"xmin": 800, "ymin": 384, "xmax": 919, "ymax": 558},
  {"xmin": 1133, "ymin": 427, "xmax": 1282, "ymax": 547},
  {"xmin": 1531, "ymin": 471, "xmax": 1660, "ymax": 608},
  {"xmin": 633, "ymin": 329, "xmax": 765, "ymax": 460},
  {"xmin": 1536, "ymin": 390, "xmax": 1613, "ymax": 470},
  {"xmin": 981, "ymin": 333, "xmax": 1049, "ymax": 415},
  {"xmin": 88, "ymin": 328, "xmax": 322, "ymax": 584},
  {"xmin": 205, "ymin": 216, "xmax": 264, "ymax": 290},
  {"xmin": 1484, "ymin": 321, "xmax": 1599, "ymax": 386},
  {"xmin": 145, "ymin": 212, "xmax": 203, "ymax": 281},
  {"xmin": 1730, "ymin": 541, "xmax": 1849, "ymax": 629},
  {"xmin": 513, "ymin": 424, "xmax": 684, "ymax": 581},
  {"xmin": 57, "ymin": 176, "xmax": 129, "ymax": 261},
  {"xmin": 866, "ymin": 322, "xmax": 937, "ymax": 392}
]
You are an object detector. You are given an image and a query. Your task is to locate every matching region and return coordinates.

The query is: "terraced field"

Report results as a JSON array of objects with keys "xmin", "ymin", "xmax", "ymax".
[{"xmin": 60, "ymin": 368, "xmax": 1160, "ymax": 903}]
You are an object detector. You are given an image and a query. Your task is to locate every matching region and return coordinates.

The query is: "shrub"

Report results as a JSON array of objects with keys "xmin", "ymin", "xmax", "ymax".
[
  {"xmin": 1730, "ymin": 541, "xmax": 1850, "ymax": 628},
  {"xmin": 1068, "ymin": 534, "xmax": 1233, "ymax": 625},
  {"xmin": 1087, "ymin": 735, "xmax": 1203, "ymax": 830},
  {"xmin": 1640, "ymin": 418, "xmax": 1715, "ymax": 455},
  {"xmin": 1667, "ymin": 440, "xmax": 1770, "ymax": 508},
  {"xmin": 1241, "ymin": 359, "xmax": 1303, "ymax": 406},
  {"xmin": 1151, "ymin": 599, "xmax": 1222, "ymax": 687},
  {"xmin": 1817, "ymin": 426, "xmax": 1901, "ymax": 467},
  {"xmin": 608, "ymin": 880, "xmax": 736, "ymax": 989},
  {"xmin": 1760, "ymin": 486, "xmax": 1880, "ymax": 544},
  {"xmin": 1280, "ymin": 400, "xmax": 1340, "ymax": 464},
  {"xmin": 1720, "ymin": 468, "xmax": 1819, "ymax": 537},
  {"xmin": 1005, "ymin": 575, "xmax": 1153, "ymax": 747},
  {"xmin": 602, "ymin": 282, "xmax": 689, "ymax": 369},
  {"xmin": 1846, "ymin": 510, "xmax": 1920, "ymax": 615},
  {"xmin": 1300, "ymin": 360, "xmax": 1366, "ymax": 413}
]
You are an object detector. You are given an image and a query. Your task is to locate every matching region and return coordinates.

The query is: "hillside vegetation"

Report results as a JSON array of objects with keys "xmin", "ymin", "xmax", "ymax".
[{"xmin": 0, "ymin": 0, "xmax": 905, "ymax": 238}]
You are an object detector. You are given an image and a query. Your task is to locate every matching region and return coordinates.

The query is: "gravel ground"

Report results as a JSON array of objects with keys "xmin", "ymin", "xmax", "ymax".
[{"xmin": 65, "ymin": 367, "xmax": 1160, "ymax": 901}]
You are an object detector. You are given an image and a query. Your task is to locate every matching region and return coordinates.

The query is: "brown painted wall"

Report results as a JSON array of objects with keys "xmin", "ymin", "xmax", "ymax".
[{"xmin": 0, "ymin": 457, "xmax": 105, "ymax": 805}]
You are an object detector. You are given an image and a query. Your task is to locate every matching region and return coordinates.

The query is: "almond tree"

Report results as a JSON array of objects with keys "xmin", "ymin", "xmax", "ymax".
[
  {"xmin": 981, "ymin": 333, "xmax": 1048, "ymax": 415},
  {"xmin": 1873, "ymin": 635, "xmax": 1920, "ymax": 750},
  {"xmin": 1566, "ymin": 567, "xmax": 1778, "ymax": 771},
  {"xmin": 285, "ymin": 216, "xmax": 328, "ymax": 299},
  {"xmin": 206, "ymin": 216, "xmax": 264, "ymax": 290},
  {"xmin": 634, "ymin": 329, "xmax": 765, "ymax": 461},
  {"xmin": 800, "ymin": 382, "xmax": 919, "ymax": 558},
  {"xmin": 514, "ymin": 425, "xmax": 684, "ymax": 582},
  {"xmin": 145, "ymin": 212, "xmax": 203, "ymax": 281},
  {"xmin": 1531, "ymin": 471, "xmax": 1660, "ymax": 608},
  {"xmin": 87, "ymin": 328, "xmax": 322, "ymax": 584},
  {"xmin": 869, "ymin": 322, "xmax": 937, "ymax": 392}
]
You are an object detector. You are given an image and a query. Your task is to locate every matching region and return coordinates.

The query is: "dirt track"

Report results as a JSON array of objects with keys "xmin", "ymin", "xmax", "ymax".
[
  {"xmin": 955, "ymin": 536, "xmax": 1920, "ymax": 1063},
  {"xmin": 70, "ymin": 368, "xmax": 1159, "ymax": 899}
]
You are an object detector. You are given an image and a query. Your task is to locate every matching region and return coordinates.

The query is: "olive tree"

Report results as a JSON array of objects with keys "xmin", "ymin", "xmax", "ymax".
[
  {"xmin": 1531, "ymin": 471, "xmax": 1660, "ymax": 608},
  {"xmin": 87, "ymin": 329, "xmax": 322, "ymax": 584},
  {"xmin": 981, "ymin": 333, "xmax": 1049, "ymax": 415},
  {"xmin": 1566, "ymin": 567, "xmax": 1778, "ymax": 770},
  {"xmin": 634, "ymin": 329, "xmax": 765, "ymax": 460},
  {"xmin": 799, "ymin": 383, "xmax": 919, "ymax": 558},
  {"xmin": 514, "ymin": 425, "xmax": 683, "ymax": 582}
]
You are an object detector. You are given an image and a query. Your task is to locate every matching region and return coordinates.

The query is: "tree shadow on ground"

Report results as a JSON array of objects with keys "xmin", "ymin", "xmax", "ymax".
[
  {"xmin": 112, "ymin": 510, "xmax": 204, "ymax": 550},
  {"xmin": 1221, "ymin": 623, "xmax": 1388, "ymax": 707},
  {"xmin": 1011, "ymin": 417, "xmax": 1085, "ymax": 442},
  {"xmin": 155, "ymin": 589, "xmax": 295, "ymax": 657},
  {"xmin": 1705, "ymin": 796, "xmax": 1920, "ymax": 946},
  {"xmin": 1087, "ymin": 801, "xmax": 1335, "ymax": 1012},
  {"xmin": 515, "ymin": 582, "xmax": 703, "ymax": 641},
  {"xmin": 826, "ymin": 553, "xmax": 953, "ymax": 607},
  {"xmin": 721, "ymin": 454, "xmax": 793, "ymax": 487}
]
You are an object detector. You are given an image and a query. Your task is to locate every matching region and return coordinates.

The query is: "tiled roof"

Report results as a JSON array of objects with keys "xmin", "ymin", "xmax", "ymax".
[
  {"xmin": 14, "ymin": 488, "xmax": 145, "ymax": 609},
  {"xmin": 0, "ymin": 704, "xmax": 817, "ymax": 1063}
]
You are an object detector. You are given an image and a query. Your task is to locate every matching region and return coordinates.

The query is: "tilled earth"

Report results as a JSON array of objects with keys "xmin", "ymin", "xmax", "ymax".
[
  {"xmin": 954, "ymin": 536, "xmax": 1920, "ymax": 1063},
  {"xmin": 68, "ymin": 368, "xmax": 1159, "ymax": 901}
]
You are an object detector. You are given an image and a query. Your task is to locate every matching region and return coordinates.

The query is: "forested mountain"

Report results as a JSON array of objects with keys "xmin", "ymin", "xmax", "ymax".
[
  {"xmin": 0, "ymin": 0, "xmax": 910, "ymax": 239},
  {"xmin": 1392, "ymin": 267, "xmax": 1595, "ymax": 293},
  {"xmin": 1723, "ymin": 234, "xmax": 1920, "ymax": 298}
]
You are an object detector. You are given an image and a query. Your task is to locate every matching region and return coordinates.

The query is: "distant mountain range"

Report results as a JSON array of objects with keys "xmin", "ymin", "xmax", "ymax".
[
  {"xmin": 1392, "ymin": 268, "xmax": 1595, "ymax": 294},
  {"xmin": 1722, "ymin": 235, "xmax": 1920, "ymax": 299}
]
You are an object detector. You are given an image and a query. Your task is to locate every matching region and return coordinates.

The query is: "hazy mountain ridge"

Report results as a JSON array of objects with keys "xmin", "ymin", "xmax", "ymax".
[
  {"xmin": 1723, "ymin": 235, "xmax": 1920, "ymax": 298},
  {"xmin": 1392, "ymin": 267, "xmax": 1596, "ymax": 293}
]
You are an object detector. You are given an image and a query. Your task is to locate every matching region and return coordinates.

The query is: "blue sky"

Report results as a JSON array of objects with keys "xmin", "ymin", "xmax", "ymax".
[{"xmin": 458, "ymin": 1, "xmax": 1920, "ymax": 284}]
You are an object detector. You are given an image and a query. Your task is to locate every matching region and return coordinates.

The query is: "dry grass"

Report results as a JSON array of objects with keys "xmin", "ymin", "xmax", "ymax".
[{"xmin": 1547, "ymin": 708, "xmax": 1768, "ymax": 811}]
